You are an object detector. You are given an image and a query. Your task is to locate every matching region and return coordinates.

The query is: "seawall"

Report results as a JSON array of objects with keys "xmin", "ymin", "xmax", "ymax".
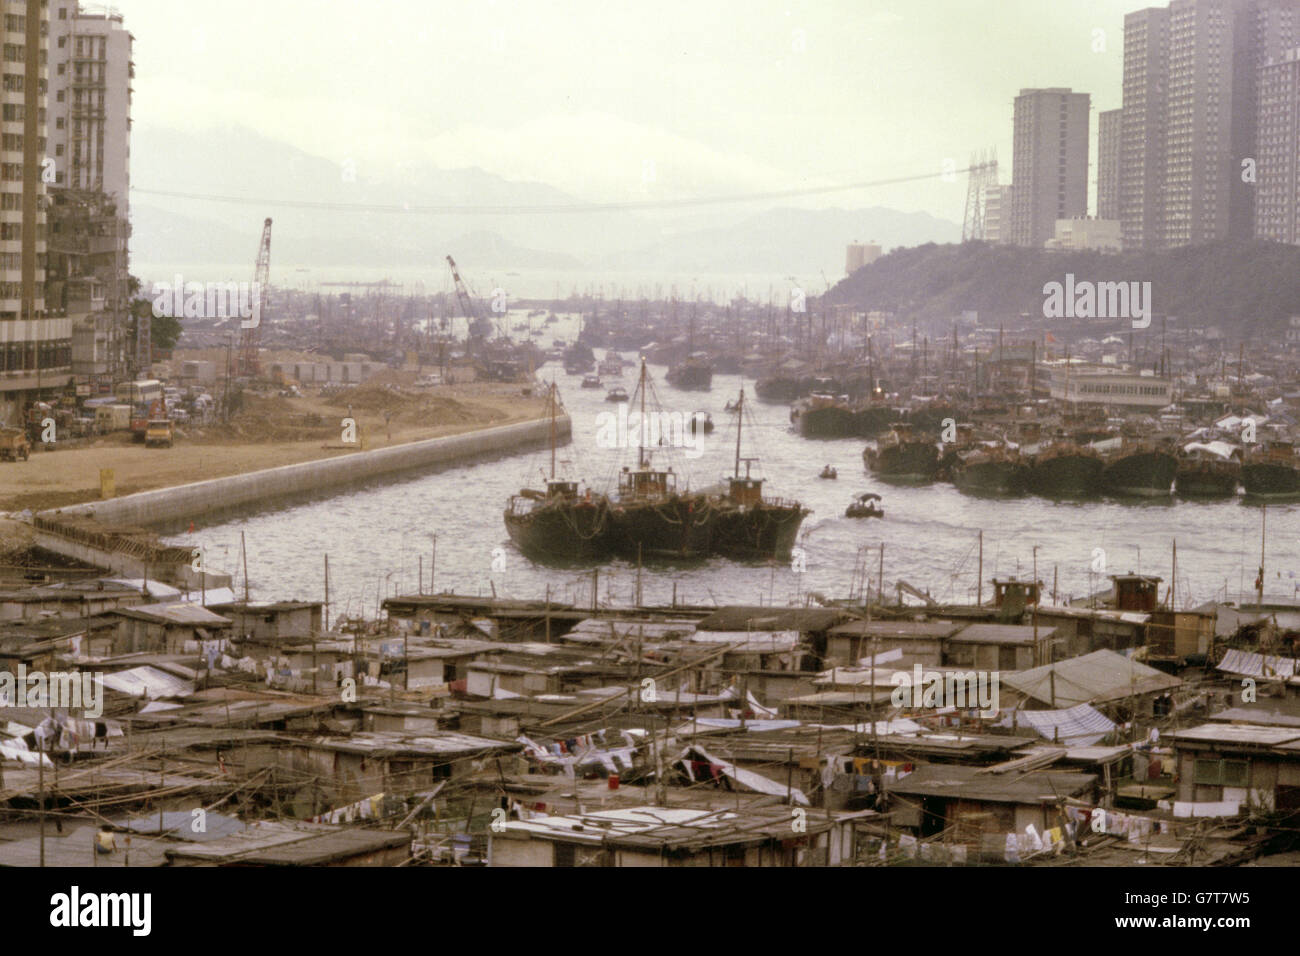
[{"xmin": 38, "ymin": 414, "xmax": 571, "ymax": 533}]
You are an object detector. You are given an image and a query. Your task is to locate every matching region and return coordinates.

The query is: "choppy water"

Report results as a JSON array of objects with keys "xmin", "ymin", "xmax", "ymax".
[{"xmin": 167, "ymin": 340, "xmax": 1300, "ymax": 618}]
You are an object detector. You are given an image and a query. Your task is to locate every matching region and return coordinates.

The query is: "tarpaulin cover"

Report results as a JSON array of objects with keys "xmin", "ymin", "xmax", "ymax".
[
  {"xmin": 1217, "ymin": 648, "xmax": 1299, "ymax": 684},
  {"xmin": 1003, "ymin": 703, "xmax": 1115, "ymax": 746}
]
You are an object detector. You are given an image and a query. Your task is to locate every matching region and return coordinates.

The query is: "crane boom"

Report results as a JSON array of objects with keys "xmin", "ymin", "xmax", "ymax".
[
  {"xmin": 238, "ymin": 217, "xmax": 272, "ymax": 377},
  {"xmin": 446, "ymin": 255, "xmax": 478, "ymax": 323}
]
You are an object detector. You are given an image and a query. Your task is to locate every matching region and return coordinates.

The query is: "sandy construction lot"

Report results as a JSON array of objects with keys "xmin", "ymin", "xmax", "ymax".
[{"xmin": 0, "ymin": 379, "xmax": 549, "ymax": 513}]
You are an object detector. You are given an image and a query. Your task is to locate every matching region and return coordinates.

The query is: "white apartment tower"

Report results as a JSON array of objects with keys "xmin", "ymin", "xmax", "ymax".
[{"xmin": 1009, "ymin": 88, "xmax": 1091, "ymax": 247}]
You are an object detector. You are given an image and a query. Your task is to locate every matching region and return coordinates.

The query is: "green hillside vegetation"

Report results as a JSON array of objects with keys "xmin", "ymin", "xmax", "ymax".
[{"xmin": 826, "ymin": 240, "xmax": 1300, "ymax": 336}]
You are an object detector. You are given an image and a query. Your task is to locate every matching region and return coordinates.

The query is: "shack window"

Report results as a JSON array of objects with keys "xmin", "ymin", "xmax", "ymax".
[
  {"xmin": 1193, "ymin": 758, "xmax": 1249, "ymax": 787},
  {"xmin": 553, "ymin": 843, "xmax": 611, "ymax": 866}
]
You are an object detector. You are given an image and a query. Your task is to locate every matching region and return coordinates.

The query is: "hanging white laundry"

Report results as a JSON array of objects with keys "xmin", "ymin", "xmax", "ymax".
[{"xmin": 1004, "ymin": 833, "xmax": 1021, "ymax": 864}]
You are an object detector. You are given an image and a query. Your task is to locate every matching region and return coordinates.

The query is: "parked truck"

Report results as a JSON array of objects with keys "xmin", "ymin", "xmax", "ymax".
[
  {"xmin": 95, "ymin": 404, "xmax": 132, "ymax": 432},
  {"xmin": 145, "ymin": 419, "xmax": 174, "ymax": 448}
]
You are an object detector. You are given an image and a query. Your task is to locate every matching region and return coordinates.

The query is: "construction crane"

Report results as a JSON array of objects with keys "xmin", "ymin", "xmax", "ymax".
[
  {"xmin": 238, "ymin": 217, "xmax": 273, "ymax": 377},
  {"xmin": 445, "ymin": 255, "xmax": 495, "ymax": 342}
]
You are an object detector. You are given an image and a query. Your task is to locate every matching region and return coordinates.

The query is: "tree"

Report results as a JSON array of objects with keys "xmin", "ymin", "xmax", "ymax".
[{"xmin": 128, "ymin": 274, "xmax": 182, "ymax": 352}]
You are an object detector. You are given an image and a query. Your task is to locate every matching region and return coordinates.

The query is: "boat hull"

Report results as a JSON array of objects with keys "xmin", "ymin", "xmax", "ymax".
[
  {"xmin": 1175, "ymin": 462, "xmax": 1239, "ymax": 498},
  {"xmin": 1025, "ymin": 454, "xmax": 1102, "ymax": 498},
  {"xmin": 953, "ymin": 459, "xmax": 1027, "ymax": 496},
  {"xmin": 865, "ymin": 441, "xmax": 939, "ymax": 483},
  {"xmin": 608, "ymin": 496, "xmax": 714, "ymax": 559},
  {"xmin": 1242, "ymin": 463, "xmax": 1300, "ymax": 497},
  {"xmin": 711, "ymin": 504, "xmax": 808, "ymax": 561},
  {"xmin": 504, "ymin": 501, "xmax": 612, "ymax": 561},
  {"xmin": 1101, "ymin": 451, "xmax": 1177, "ymax": 497}
]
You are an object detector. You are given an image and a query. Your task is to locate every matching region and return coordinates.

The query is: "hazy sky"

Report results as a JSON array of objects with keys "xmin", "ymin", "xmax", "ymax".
[{"xmin": 119, "ymin": 0, "xmax": 1153, "ymax": 221}]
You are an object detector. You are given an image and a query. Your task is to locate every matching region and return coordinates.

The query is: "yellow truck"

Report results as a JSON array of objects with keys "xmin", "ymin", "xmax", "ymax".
[{"xmin": 145, "ymin": 419, "xmax": 174, "ymax": 448}]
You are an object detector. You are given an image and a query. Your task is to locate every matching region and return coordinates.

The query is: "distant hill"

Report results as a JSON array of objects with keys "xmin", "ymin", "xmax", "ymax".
[
  {"xmin": 596, "ymin": 206, "xmax": 962, "ymax": 276},
  {"xmin": 825, "ymin": 240, "xmax": 1300, "ymax": 336}
]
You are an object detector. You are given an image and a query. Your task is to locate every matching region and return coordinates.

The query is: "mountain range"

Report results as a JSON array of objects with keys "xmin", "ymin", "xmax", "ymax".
[{"xmin": 128, "ymin": 125, "xmax": 962, "ymax": 280}]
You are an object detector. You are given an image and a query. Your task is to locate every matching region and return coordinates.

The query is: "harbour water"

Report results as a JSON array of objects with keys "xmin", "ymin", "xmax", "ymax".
[{"xmin": 167, "ymin": 353, "xmax": 1300, "ymax": 619}]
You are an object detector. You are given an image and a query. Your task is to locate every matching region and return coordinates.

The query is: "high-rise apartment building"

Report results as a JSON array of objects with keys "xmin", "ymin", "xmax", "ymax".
[
  {"xmin": 1098, "ymin": 108, "xmax": 1123, "ymax": 221},
  {"xmin": 0, "ymin": 0, "xmax": 63, "ymax": 426},
  {"xmin": 1121, "ymin": 0, "xmax": 1300, "ymax": 249},
  {"xmin": 1256, "ymin": 46, "xmax": 1300, "ymax": 242},
  {"xmin": 1121, "ymin": 6, "xmax": 1171, "ymax": 249},
  {"xmin": 1009, "ymin": 88, "xmax": 1091, "ymax": 247},
  {"xmin": 47, "ymin": 2, "xmax": 132, "ymax": 382}
]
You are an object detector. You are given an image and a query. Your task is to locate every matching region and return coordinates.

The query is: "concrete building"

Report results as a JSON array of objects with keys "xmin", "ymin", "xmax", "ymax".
[
  {"xmin": 983, "ymin": 183, "xmax": 1011, "ymax": 243},
  {"xmin": 47, "ymin": 3, "xmax": 133, "ymax": 384},
  {"xmin": 1256, "ymin": 47, "xmax": 1300, "ymax": 243},
  {"xmin": 0, "ymin": 0, "xmax": 65, "ymax": 426},
  {"xmin": 1048, "ymin": 365, "xmax": 1174, "ymax": 408},
  {"xmin": 1120, "ymin": 6, "xmax": 1170, "ymax": 250},
  {"xmin": 1097, "ymin": 108, "xmax": 1123, "ymax": 221},
  {"xmin": 1047, "ymin": 217, "xmax": 1123, "ymax": 251},
  {"xmin": 1121, "ymin": 0, "xmax": 1300, "ymax": 250},
  {"xmin": 845, "ymin": 241, "xmax": 881, "ymax": 274},
  {"xmin": 1009, "ymin": 88, "xmax": 1091, "ymax": 247}
]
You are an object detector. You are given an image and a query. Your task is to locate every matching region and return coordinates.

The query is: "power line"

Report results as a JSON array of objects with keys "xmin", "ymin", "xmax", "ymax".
[{"xmin": 129, "ymin": 166, "xmax": 975, "ymax": 217}]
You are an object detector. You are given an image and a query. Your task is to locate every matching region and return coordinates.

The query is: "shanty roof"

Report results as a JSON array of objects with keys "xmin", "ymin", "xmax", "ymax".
[
  {"xmin": 0, "ymin": 580, "xmax": 142, "ymax": 602},
  {"xmin": 300, "ymin": 730, "xmax": 522, "ymax": 758},
  {"xmin": 209, "ymin": 601, "xmax": 322, "ymax": 613},
  {"xmin": 113, "ymin": 602, "xmax": 231, "ymax": 627},
  {"xmin": 96, "ymin": 665, "xmax": 195, "ymax": 699},
  {"xmin": 827, "ymin": 619, "xmax": 965, "ymax": 639},
  {"xmin": 692, "ymin": 606, "xmax": 845, "ymax": 633},
  {"xmin": 1217, "ymin": 648, "xmax": 1300, "ymax": 685},
  {"xmin": 496, "ymin": 804, "xmax": 848, "ymax": 849},
  {"xmin": 1033, "ymin": 604, "xmax": 1151, "ymax": 625},
  {"xmin": 951, "ymin": 623, "xmax": 1053, "ymax": 645},
  {"xmin": 1167, "ymin": 723, "xmax": 1300, "ymax": 748},
  {"xmin": 562, "ymin": 617, "xmax": 699, "ymax": 643},
  {"xmin": 885, "ymin": 764, "xmax": 1097, "ymax": 804},
  {"xmin": 1001, "ymin": 649, "xmax": 1181, "ymax": 707},
  {"xmin": 162, "ymin": 820, "xmax": 408, "ymax": 865},
  {"xmin": 690, "ymin": 629, "xmax": 800, "ymax": 653}
]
